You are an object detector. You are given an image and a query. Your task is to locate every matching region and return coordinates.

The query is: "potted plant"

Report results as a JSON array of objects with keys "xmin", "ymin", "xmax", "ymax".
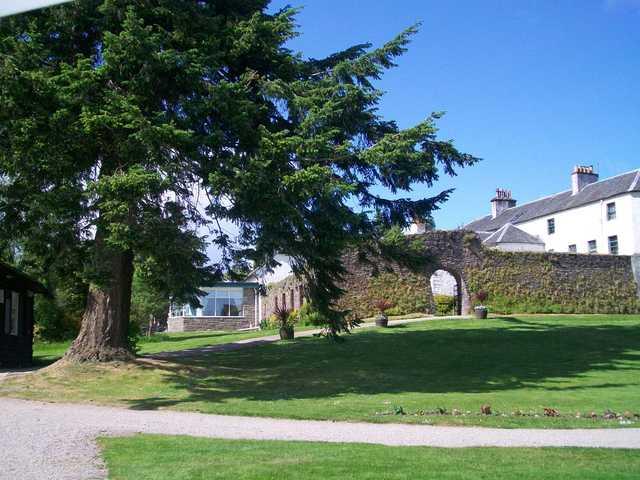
[
  {"xmin": 373, "ymin": 299, "xmax": 395, "ymax": 327},
  {"xmin": 473, "ymin": 291, "xmax": 488, "ymax": 319},
  {"xmin": 273, "ymin": 306, "xmax": 295, "ymax": 340}
]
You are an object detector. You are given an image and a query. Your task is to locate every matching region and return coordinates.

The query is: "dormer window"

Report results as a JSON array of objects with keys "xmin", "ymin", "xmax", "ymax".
[{"xmin": 547, "ymin": 218, "xmax": 555, "ymax": 235}]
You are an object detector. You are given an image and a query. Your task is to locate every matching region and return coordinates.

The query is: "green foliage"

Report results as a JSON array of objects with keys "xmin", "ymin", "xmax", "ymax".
[
  {"xmin": 126, "ymin": 317, "xmax": 140, "ymax": 355},
  {"xmin": 0, "ymin": 2, "xmax": 476, "ymax": 344},
  {"xmin": 378, "ymin": 225, "xmax": 432, "ymax": 270},
  {"xmin": 130, "ymin": 268, "xmax": 170, "ymax": 333},
  {"xmin": 433, "ymin": 294, "xmax": 455, "ymax": 316},
  {"xmin": 297, "ymin": 301, "xmax": 328, "ymax": 327},
  {"xmin": 34, "ymin": 293, "xmax": 83, "ymax": 341},
  {"xmin": 271, "ymin": 305, "xmax": 296, "ymax": 329}
]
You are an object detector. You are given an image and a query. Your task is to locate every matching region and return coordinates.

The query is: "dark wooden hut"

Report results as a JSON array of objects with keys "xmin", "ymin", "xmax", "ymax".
[{"xmin": 0, "ymin": 261, "xmax": 48, "ymax": 367}]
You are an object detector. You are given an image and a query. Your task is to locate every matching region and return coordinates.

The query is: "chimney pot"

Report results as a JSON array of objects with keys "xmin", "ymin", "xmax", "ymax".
[
  {"xmin": 490, "ymin": 188, "xmax": 517, "ymax": 218},
  {"xmin": 571, "ymin": 165, "xmax": 598, "ymax": 195}
]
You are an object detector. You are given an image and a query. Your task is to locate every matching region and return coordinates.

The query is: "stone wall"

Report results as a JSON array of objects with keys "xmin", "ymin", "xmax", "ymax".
[
  {"xmin": 465, "ymin": 249, "xmax": 640, "ymax": 314},
  {"xmin": 337, "ymin": 248, "xmax": 430, "ymax": 319},
  {"xmin": 167, "ymin": 315, "xmax": 253, "ymax": 332},
  {"xmin": 325, "ymin": 230, "xmax": 640, "ymax": 318},
  {"xmin": 261, "ymin": 275, "xmax": 305, "ymax": 321}
]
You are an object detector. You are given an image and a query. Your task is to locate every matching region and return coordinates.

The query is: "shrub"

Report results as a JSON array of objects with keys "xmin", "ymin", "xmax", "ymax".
[
  {"xmin": 384, "ymin": 305, "xmax": 402, "ymax": 316},
  {"xmin": 373, "ymin": 299, "xmax": 396, "ymax": 314},
  {"xmin": 297, "ymin": 302, "xmax": 327, "ymax": 326},
  {"xmin": 34, "ymin": 295, "xmax": 82, "ymax": 341},
  {"xmin": 433, "ymin": 294, "xmax": 455, "ymax": 316},
  {"xmin": 273, "ymin": 305, "xmax": 294, "ymax": 328},
  {"xmin": 473, "ymin": 290, "xmax": 488, "ymax": 305}
]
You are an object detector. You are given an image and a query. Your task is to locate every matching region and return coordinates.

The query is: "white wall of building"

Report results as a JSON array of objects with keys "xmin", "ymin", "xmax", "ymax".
[
  {"xmin": 632, "ymin": 192, "xmax": 640, "ymax": 254},
  {"xmin": 514, "ymin": 193, "xmax": 637, "ymax": 255}
]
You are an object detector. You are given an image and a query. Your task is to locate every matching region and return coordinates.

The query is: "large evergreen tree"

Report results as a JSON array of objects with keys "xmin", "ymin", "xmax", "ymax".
[{"xmin": 0, "ymin": 0, "xmax": 477, "ymax": 361}]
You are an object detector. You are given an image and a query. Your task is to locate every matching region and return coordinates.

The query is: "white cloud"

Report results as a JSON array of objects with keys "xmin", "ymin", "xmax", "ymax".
[{"xmin": 0, "ymin": 1, "xmax": 71, "ymax": 18}]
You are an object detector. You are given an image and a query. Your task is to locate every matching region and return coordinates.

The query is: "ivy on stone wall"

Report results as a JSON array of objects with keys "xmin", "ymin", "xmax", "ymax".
[
  {"xmin": 465, "ymin": 250, "xmax": 640, "ymax": 314},
  {"xmin": 338, "ymin": 271, "xmax": 428, "ymax": 319},
  {"xmin": 269, "ymin": 232, "xmax": 640, "ymax": 319}
]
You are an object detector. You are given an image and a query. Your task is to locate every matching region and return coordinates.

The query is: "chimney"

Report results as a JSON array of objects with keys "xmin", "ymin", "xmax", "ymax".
[
  {"xmin": 571, "ymin": 165, "xmax": 598, "ymax": 195},
  {"xmin": 491, "ymin": 188, "xmax": 516, "ymax": 219}
]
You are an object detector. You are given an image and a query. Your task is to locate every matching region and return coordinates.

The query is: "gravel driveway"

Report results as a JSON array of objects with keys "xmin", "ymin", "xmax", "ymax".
[{"xmin": 2, "ymin": 398, "xmax": 640, "ymax": 480}]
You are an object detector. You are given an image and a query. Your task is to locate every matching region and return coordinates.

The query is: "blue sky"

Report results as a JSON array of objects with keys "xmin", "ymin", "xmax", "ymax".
[{"xmin": 270, "ymin": 0, "xmax": 640, "ymax": 228}]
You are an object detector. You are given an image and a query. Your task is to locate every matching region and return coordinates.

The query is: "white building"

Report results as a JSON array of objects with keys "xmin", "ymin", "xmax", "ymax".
[{"xmin": 466, "ymin": 166, "xmax": 640, "ymax": 255}]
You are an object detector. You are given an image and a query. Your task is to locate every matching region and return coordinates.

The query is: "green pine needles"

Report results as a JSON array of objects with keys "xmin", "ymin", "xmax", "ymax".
[{"xmin": 0, "ymin": 1, "xmax": 477, "ymax": 355}]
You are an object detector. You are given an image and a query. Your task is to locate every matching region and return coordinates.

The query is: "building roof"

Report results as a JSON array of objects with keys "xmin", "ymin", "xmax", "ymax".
[
  {"xmin": 465, "ymin": 169, "xmax": 640, "ymax": 232},
  {"xmin": 0, "ymin": 261, "xmax": 48, "ymax": 295},
  {"xmin": 201, "ymin": 282, "xmax": 261, "ymax": 290},
  {"xmin": 481, "ymin": 223, "xmax": 545, "ymax": 246}
]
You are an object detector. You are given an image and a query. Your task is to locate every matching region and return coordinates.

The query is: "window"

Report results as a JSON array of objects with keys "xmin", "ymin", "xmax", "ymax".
[
  {"xmin": 608, "ymin": 235, "xmax": 619, "ymax": 255},
  {"xmin": 10, "ymin": 291, "xmax": 19, "ymax": 335},
  {"xmin": 202, "ymin": 288, "xmax": 243, "ymax": 317},
  {"xmin": 606, "ymin": 202, "xmax": 616, "ymax": 221},
  {"xmin": 547, "ymin": 218, "xmax": 555, "ymax": 234},
  {"xmin": 568, "ymin": 244, "xmax": 577, "ymax": 253},
  {"xmin": 588, "ymin": 240, "xmax": 597, "ymax": 254},
  {"xmin": 1, "ymin": 289, "xmax": 7, "ymax": 335},
  {"xmin": 2, "ymin": 291, "xmax": 20, "ymax": 336}
]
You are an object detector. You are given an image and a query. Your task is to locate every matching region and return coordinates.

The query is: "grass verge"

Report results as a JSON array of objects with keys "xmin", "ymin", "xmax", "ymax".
[
  {"xmin": 99, "ymin": 434, "xmax": 640, "ymax": 480},
  {"xmin": 5, "ymin": 315, "xmax": 640, "ymax": 428}
]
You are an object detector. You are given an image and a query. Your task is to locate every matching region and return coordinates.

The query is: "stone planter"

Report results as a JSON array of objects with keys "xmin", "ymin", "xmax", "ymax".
[
  {"xmin": 474, "ymin": 306, "xmax": 488, "ymax": 319},
  {"xmin": 279, "ymin": 325, "xmax": 294, "ymax": 340},
  {"xmin": 375, "ymin": 314, "xmax": 389, "ymax": 328}
]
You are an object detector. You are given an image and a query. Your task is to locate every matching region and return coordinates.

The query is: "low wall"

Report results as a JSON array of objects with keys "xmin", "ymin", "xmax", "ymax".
[{"xmin": 167, "ymin": 316, "xmax": 253, "ymax": 332}]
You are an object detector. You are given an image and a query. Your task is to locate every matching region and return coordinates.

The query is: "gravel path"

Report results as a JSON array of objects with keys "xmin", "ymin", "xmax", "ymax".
[{"xmin": 2, "ymin": 398, "xmax": 640, "ymax": 480}]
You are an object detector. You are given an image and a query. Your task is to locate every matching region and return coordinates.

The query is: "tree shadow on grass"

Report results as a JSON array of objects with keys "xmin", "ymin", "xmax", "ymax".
[
  {"xmin": 140, "ymin": 332, "xmax": 237, "ymax": 344},
  {"xmin": 125, "ymin": 318, "xmax": 640, "ymax": 410}
]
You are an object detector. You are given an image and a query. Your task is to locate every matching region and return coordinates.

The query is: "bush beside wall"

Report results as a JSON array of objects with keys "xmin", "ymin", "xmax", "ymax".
[{"xmin": 433, "ymin": 294, "xmax": 456, "ymax": 316}]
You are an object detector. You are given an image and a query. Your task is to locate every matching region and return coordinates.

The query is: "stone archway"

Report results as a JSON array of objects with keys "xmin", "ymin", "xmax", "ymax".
[
  {"xmin": 427, "ymin": 266, "xmax": 471, "ymax": 316},
  {"xmin": 337, "ymin": 230, "xmax": 479, "ymax": 319},
  {"xmin": 426, "ymin": 265, "xmax": 471, "ymax": 315},
  {"xmin": 419, "ymin": 230, "xmax": 477, "ymax": 316}
]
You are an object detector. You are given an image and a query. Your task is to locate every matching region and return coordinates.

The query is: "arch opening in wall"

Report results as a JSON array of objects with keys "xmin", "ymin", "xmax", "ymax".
[{"xmin": 429, "ymin": 269, "xmax": 462, "ymax": 316}]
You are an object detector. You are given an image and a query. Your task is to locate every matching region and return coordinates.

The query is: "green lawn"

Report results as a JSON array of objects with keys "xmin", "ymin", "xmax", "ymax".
[
  {"xmin": 33, "ymin": 329, "xmax": 284, "ymax": 364},
  {"xmin": 6, "ymin": 315, "xmax": 640, "ymax": 428},
  {"xmin": 99, "ymin": 435, "xmax": 640, "ymax": 480}
]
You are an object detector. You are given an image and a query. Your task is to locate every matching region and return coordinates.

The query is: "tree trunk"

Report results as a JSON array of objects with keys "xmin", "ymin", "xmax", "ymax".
[{"xmin": 65, "ymin": 240, "xmax": 135, "ymax": 362}]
